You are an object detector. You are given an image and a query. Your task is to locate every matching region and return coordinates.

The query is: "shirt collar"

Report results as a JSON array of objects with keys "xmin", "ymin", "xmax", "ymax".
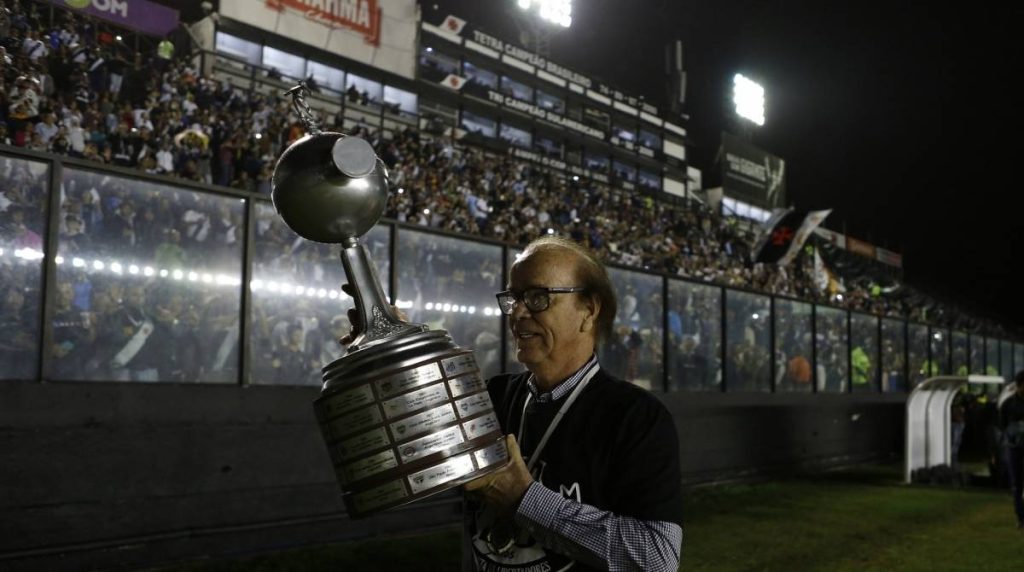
[{"xmin": 527, "ymin": 354, "xmax": 600, "ymax": 403}]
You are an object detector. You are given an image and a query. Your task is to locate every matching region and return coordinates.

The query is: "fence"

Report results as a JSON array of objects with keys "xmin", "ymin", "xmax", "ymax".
[{"xmin": 2, "ymin": 146, "xmax": 1021, "ymax": 392}]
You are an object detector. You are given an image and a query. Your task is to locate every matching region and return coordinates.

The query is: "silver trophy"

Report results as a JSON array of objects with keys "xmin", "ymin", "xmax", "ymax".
[{"xmin": 271, "ymin": 84, "xmax": 508, "ymax": 518}]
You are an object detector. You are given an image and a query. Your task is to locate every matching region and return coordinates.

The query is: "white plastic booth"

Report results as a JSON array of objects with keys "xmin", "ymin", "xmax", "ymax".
[{"xmin": 904, "ymin": 375, "xmax": 1005, "ymax": 483}]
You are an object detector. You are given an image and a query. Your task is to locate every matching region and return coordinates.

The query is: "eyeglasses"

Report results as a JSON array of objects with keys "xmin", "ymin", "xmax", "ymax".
[{"xmin": 495, "ymin": 287, "xmax": 586, "ymax": 315}]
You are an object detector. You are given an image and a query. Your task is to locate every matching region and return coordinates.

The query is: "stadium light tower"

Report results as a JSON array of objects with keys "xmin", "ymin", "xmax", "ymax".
[
  {"xmin": 733, "ymin": 73, "xmax": 765, "ymax": 126},
  {"xmin": 516, "ymin": 0, "xmax": 573, "ymax": 28},
  {"xmin": 510, "ymin": 0, "xmax": 572, "ymax": 58}
]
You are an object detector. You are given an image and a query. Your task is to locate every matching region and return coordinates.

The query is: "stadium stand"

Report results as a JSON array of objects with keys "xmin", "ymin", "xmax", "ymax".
[{"xmin": 0, "ymin": 0, "xmax": 1019, "ymax": 386}]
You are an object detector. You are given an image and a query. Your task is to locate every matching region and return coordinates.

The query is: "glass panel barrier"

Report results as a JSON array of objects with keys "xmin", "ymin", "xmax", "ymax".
[
  {"xmin": 850, "ymin": 312, "xmax": 879, "ymax": 392},
  {"xmin": 598, "ymin": 267, "xmax": 663, "ymax": 391},
  {"xmin": 502, "ymin": 248, "xmax": 524, "ymax": 375},
  {"xmin": 724, "ymin": 290, "xmax": 771, "ymax": 392},
  {"xmin": 11, "ymin": 156, "xmax": 1007, "ymax": 393},
  {"xmin": 53, "ymin": 169, "xmax": 244, "ymax": 382},
  {"xmin": 1000, "ymin": 340, "xmax": 1013, "ymax": 381},
  {"xmin": 774, "ymin": 298, "xmax": 813, "ymax": 393},
  {"xmin": 951, "ymin": 331, "xmax": 968, "ymax": 376},
  {"xmin": 249, "ymin": 203, "xmax": 390, "ymax": 385},
  {"xmin": 907, "ymin": 323, "xmax": 930, "ymax": 388},
  {"xmin": 1011, "ymin": 341, "xmax": 1019, "ymax": 378},
  {"xmin": 880, "ymin": 318, "xmax": 907, "ymax": 392},
  {"xmin": 0, "ymin": 155, "xmax": 49, "ymax": 380},
  {"xmin": 396, "ymin": 229, "xmax": 503, "ymax": 380},
  {"xmin": 815, "ymin": 305, "xmax": 848, "ymax": 392},
  {"xmin": 666, "ymin": 279, "xmax": 722, "ymax": 391},
  {"xmin": 928, "ymin": 327, "xmax": 950, "ymax": 375},
  {"xmin": 985, "ymin": 337, "xmax": 999, "ymax": 376},
  {"xmin": 969, "ymin": 333, "xmax": 984, "ymax": 375}
]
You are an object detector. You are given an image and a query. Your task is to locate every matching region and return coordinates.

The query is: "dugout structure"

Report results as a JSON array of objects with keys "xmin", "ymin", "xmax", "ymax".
[{"xmin": 904, "ymin": 375, "xmax": 1004, "ymax": 483}]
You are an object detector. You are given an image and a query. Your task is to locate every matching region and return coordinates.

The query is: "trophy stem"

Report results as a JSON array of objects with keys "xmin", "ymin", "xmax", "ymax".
[{"xmin": 340, "ymin": 239, "xmax": 426, "ymax": 352}]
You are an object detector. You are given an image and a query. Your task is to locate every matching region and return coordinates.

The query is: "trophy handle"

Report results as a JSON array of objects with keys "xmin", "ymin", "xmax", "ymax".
[{"xmin": 340, "ymin": 238, "xmax": 426, "ymax": 351}]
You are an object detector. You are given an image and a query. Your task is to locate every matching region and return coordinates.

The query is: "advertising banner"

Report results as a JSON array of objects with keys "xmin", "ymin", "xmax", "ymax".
[
  {"xmin": 40, "ymin": 0, "xmax": 179, "ymax": 37},
  {"xmin": 875, "ymin": 247, "xmax": 903, "ymax": 268},
  {"xmin": 219, "ymin": 0, "xmax": 418, "ymax": 79},
  {"xmin": 846, "ymin": 236, "xmax": 877, "ymax": 259},
  {"xmin": 485, "ymin": 90, "xmax": 605, "ymax": 140},
  {"xmin": 720, "ymin": 131, "xmax": 786, "ymax": 209},
  {"xmin": 422, "ymin": 14, "xmax": 660, "ymax": 116}
]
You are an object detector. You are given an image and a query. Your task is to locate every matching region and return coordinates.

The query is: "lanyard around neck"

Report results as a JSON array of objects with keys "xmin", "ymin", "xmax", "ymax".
[{"xmin": 517, "ymin": 365, "xmax": 600, "ymax": 472}]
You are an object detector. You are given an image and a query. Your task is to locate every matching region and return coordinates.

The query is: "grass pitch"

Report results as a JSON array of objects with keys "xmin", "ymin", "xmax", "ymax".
[{"xmin": 165, "ymin": 464, "xmax": 1024, "ymax": 571}]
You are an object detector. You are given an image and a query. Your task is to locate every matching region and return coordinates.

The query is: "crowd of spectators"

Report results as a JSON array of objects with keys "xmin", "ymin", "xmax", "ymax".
[{"xmin": 1, "ymin": 0, "xmax": 1018, "ymax": 385}]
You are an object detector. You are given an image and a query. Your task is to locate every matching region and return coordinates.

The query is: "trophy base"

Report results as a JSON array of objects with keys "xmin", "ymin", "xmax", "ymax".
[{"xmin": 315, "ymin": 330, "xmax": 509, "ymax": 518}]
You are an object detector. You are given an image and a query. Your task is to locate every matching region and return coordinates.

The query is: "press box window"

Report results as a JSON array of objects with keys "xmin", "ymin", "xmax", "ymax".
[
  {"xmin": 584, "ymin": 151, "xmax": 609, "ymax": 172},
  {"xmin": 535, "ymin": 135, "xmax": 562, "ymax": 157},
  {"xmin": 384, "ymin": 86, "xmax": 417, "ymax": 117},
  {"xmin": 565, "ymin": 146, "xmax": 582, "ymax": 167},
  {"xmin": 419, "ymin": 46, "xmax": 459, "ymax": 74},
  {"xmin": 638, "ymin": 169, "xmax": 661, "ymax": 190},
  {"xmin": 262, "ymin": 46, "xmax": 306, "ymax": 81},
  {"xmin": 215, "ymin": 31, "xmax": 261, "ymax": 65},
  {"xmin": 464, "ymin": 61, "xmax": 498, "ymax": 89},
  {"xmin": 500, "ymin": 76, "xmax": 533, "ymax": 102},
  {"xmin": 306, "ymin": 60, "xmax": 345, "ymax": 93},
  {"xmin": 537, "ymin": 89, "xmax": 565, "ymax": 114},
  {"xmin": 613, "ymin": 160, "xmax": 636, "ymax": 182},
  {"xmin": 346, "ymin": 73, "xmax": 383, "ymax": 105},
  {"xmin": 583, "ymin": 107, "xmax": 610, "ymax": 130},
  {"xmin": 500, "ymin": 123, "xmax": 532, "ymax": 149},
  {"xmin": 612, "ymin": 123, "xmax": 636, "ymax": 143},
  {"xmin": 461, "ymin": 110, "xmax": 497, "ymax": 138},
  {"xmin": 638, "ymin": 129, "xmax": 661, "ymax": 150}
]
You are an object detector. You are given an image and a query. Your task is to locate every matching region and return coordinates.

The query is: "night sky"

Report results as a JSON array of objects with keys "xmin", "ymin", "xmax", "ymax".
[{"xmin": 422, "ymin": 0, "xmax": 1022, "ymax": 331}]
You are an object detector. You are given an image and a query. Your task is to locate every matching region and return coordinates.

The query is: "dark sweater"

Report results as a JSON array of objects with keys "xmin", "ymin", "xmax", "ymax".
[{"xmin": 464, "ymin": 367, "xmax": 683, "ymax": 571}]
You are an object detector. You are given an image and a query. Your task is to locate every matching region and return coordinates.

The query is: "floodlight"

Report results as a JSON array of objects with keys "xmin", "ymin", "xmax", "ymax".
[
  {"xmin": 733, "ymin": 73, "xmax": 765, "ymax": 126},
  {"xmin": 516, "ymin": 0, "xmax": 572, "ymax": 28}
]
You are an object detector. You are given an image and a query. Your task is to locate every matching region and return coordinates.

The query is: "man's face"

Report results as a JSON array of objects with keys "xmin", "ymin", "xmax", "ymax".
[
  {"xmin": 124, "ymin": 286, "xmax": 145, "ymax": 310},
  {"xmin": 57, "ymin": 283, "xmax": 74, "ymax": 310},
  {"xmin": 507, "ymin": 248, "xmax": 595, "ymax": 376}
]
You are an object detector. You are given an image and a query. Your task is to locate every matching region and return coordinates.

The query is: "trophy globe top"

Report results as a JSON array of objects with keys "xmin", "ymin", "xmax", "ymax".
[
  {"xmin": 271, "ymin": 132, "xmax": 389, "ymax": 244},
  {"xmin": 270, "ymin": 83, "xmax": 389, "ymax": 245}
]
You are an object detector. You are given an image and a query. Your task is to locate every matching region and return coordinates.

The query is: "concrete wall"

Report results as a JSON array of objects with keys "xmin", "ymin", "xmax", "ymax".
[
  {"xmin": 0, "ymin": 381, "xmax": 904, "ymax": 570},
  {"xmin": 662, "ymin": 392, "xmax": 905, "ymax": 484}
]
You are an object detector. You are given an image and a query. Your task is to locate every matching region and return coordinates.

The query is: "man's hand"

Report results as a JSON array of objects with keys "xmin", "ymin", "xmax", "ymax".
[{"xmin": 464, "ymin": 435, "xmax": 534, "ymax": 515}]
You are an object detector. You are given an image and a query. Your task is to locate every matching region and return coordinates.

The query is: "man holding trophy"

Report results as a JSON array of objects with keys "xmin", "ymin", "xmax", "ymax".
[
  {"xmin": 459, "ymin": 236, "xmax": 684, "ymax": 571},
  {"xmin": 272, "ymin": 84, "xmax": 682, "ymax": 571}
]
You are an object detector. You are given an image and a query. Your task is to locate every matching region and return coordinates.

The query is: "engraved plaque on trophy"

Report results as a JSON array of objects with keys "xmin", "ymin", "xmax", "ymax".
[{"xmin": 271, "ymin": 84, "xmax": 507, "ymax": 518}]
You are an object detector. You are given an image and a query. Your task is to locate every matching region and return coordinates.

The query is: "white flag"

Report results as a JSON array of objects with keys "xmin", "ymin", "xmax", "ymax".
[{"xmin": 778, "ymin": 209, "xmax": 831, "ymax": 266}]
